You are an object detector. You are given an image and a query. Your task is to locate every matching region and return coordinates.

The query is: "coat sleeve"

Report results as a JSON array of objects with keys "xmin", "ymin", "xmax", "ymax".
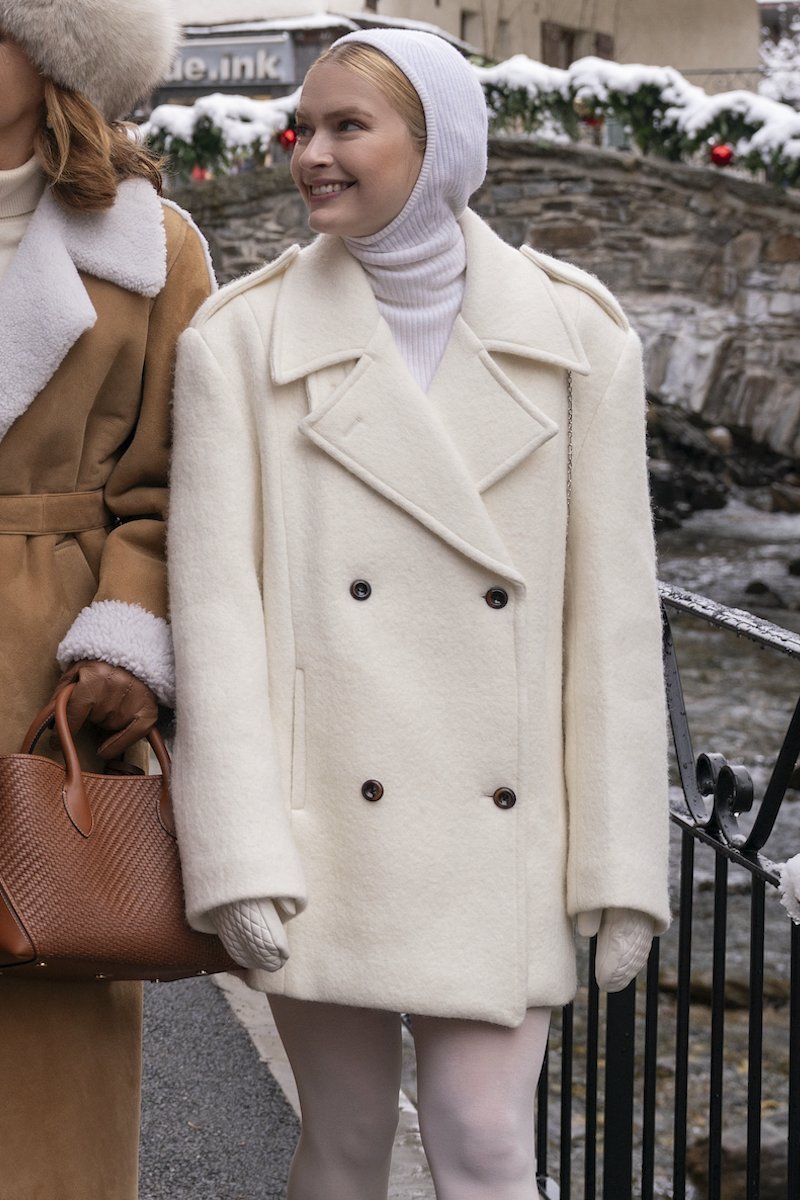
[
  {"xmin": 563, "ymin": 326, "xmax": 671, "ymax": 934},
  {"xmin": 56, "ymin": 207, "xmax": 215, "ymax": 707},
  {"xmin": 167, "ymin": 324, "xmax": 307, "ymax": 933}
]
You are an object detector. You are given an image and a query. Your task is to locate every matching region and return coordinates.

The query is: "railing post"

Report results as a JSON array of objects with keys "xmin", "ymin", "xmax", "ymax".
[
  {"xmin": 602, "ymin": 980, "xmax": 636, "ymax": 1200},
  {"xmin": 747, "ymin": 879, "xmax": 766, "ymax": 1200},
  {"xmin": 641, "ymin": 940, "xmax": 660, "ymax": 1200},
  {"xmin": 537, "ymin": 1040, "xmax": 550, "ymax": 1193},
  {"xmin": 585, "ymin": 945, "xmax": 600, "ymax": 1200},
  {"xmin": 560, "ymin": 1004, "xmax": 573, "ymax": 1200},
  {"xmin": 708, "ymin": 855, "xmax": 729, "ymax": 1199},
  {"xmin": 673, "ymin": 830, "xmax": 695, "ymax": 1200}
]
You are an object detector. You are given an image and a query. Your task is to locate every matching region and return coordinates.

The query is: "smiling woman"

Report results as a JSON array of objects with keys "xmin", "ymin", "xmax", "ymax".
[
  {"xmin": 291, "ymin": 58, "xmax": 424, "ymax": 238},
  {"xmin": 169, "ymin": 25, "xmax": 670, "ymax": 1200}
]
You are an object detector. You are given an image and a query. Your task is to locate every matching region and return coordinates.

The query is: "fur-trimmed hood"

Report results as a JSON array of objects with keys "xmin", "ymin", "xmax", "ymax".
[{"xmin": 0, "ymin": 177, "xmax": 170, "ymax": 445}]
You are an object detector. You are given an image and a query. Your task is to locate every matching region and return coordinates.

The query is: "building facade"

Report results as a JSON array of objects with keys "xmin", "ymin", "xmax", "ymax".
[
  {"xmin": 162, "ymin": 1, "xmax": 762, "ymax": 104},
  {"xmin": 381, "ymin": 0, "xmax": 760, "ymax": 68}
]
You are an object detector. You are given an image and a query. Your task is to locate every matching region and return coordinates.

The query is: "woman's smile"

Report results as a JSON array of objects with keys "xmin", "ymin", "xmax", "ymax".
[{"xmin": 308, "ymin": 180, "xmax": 356, "ymax": 198}]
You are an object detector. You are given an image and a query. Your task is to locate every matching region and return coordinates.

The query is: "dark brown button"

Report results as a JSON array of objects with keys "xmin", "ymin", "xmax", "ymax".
[
  {"xmin": 351, "ymin": 579, "xmax": 372, "ymax": 601},
  {"xmin": 362, "ymin": 779, "xmax": 384, "ymax": 802},
  {"xmin": 485, "ymin": 587, "xmax": 508, "ymax": 609},
  {"xmin": 493, "ymin": 787, "xmax": 516, "ymax": 809}
]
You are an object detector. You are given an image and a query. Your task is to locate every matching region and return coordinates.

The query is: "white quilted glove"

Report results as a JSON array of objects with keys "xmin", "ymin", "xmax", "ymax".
[
  {"xmin": 577, "ymin": 907, "xmax": 655, "ymax": 993},
  {"xmin": 211, "ymin": 897, "xmax": 290, "ymax": 972}
]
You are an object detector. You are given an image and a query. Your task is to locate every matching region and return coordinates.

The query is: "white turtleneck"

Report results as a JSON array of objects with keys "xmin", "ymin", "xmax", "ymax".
[
  {"xmin": 0, "ymin": 157, "xmax": 46, "ymax": 284},
  {"xmin": 335, "ymin": 29, "xmax": 489, "ymax": 394},
  {"xmin": 344, "ymin": 175, "xmax": 465, "ymax": 394}
]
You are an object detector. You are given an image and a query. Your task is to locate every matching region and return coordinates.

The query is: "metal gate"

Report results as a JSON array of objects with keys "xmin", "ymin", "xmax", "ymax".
[{"xmin": 536, "ymin": 584, "xmax": 800, "ymax": 1199}]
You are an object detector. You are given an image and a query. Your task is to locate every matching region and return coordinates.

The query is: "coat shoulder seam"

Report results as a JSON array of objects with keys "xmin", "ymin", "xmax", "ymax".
[
  {"xmin": 190, "ymin": 244, "xmax": 300, "ymax": 329},
  {"xmin": 519, "ymin": 245, "xmax": 628, "ymax": 331}
]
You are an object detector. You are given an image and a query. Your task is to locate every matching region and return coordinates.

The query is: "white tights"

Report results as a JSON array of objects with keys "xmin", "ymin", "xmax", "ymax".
[{"xmin": 268, "ymin": 996, "xmax": 550, "ymax": 1200}]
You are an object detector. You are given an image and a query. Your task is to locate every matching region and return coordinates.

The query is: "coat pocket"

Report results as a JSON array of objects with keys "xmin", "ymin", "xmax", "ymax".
[
  {"xmin": 290, "ymin": 668, "xmax": 306, "ymax": 810},
  {"xmin": 54, "ymin": 534, "xmax": 98, "ymax": 618}
]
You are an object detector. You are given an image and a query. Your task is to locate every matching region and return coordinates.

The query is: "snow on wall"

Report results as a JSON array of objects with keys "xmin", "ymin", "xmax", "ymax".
[{"xmin": 144, "ymin": 48, "xmax": 800, "ymax": 172}]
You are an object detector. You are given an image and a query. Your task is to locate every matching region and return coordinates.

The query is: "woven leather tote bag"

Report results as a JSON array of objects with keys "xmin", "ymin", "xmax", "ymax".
[{"xmin": 0, "ymin": 685, "xmax": 236, "ymax": 981}]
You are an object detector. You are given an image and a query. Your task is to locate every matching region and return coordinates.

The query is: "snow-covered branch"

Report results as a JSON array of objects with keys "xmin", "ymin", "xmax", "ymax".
[
  {"xmin": 141, "ymin": 89, "xmax": 301, "ymax": 177},
  {"xmin": 760, "ymin": 14, "xmax": 800, "ymax": 109},
  {"xmin": 139, "ymin": 56, "xmax": 800, "ymax": 187}
]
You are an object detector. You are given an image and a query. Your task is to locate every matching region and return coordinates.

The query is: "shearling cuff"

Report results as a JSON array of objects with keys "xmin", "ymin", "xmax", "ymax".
[{"xmin": 57, "ymin": 600, "xmax": 175, "ymax": 708}]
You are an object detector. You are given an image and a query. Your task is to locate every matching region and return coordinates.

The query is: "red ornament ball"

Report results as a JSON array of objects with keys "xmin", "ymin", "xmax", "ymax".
[
  {"xmin": 710, "ymin": 143, "xmax": 734, "ymax": 167},
  {"xmin": 278, "ymin": 128, "xmax": 297, "ymax": 150}
]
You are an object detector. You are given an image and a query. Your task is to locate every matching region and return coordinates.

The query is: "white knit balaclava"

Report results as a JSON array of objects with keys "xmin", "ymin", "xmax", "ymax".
[
  {"xmin": 0, "ymin": 0, "xmax": 179, "ymax": 121},
  {"xmin": 331, "ymin": 29, "xmax": 488, "ymax": 391}
]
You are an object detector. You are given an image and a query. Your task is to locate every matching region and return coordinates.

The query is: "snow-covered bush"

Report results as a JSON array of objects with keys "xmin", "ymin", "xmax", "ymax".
[
  {"xmin": 565, "ymin": 58, "xmax": 703, "ymax": 159},
  {"xmin": 760, "ymin": 13, "xmax": 800, "ymax": 109},
  {"xmin": 142, "ymin": 89, "xmax": 300, "ymax": 179},
  {"xmin": 673, "ymin": 88, "xmax": 800, "ymax": 187},
  {"xmin": 473, "ymin": 57, "xmax": 577, "ymax": 143},
  {"xmin": 480, "ymin": 55, "xmax": 800, "ymax": 186},
  {"xmin": 140, "ymin": 56, "xmax": 800, "ymax": 188}
]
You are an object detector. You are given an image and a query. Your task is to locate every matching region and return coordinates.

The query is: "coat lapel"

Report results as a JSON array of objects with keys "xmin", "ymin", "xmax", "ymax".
[
  {"xmin": 427, "ymin": 316, "xmax": 560, "ymax": 496},
  {"xmin": 302, "ymin": 320, "xmax": 524, "ymax": 581},
  {"xmin": 439, "ymin": 209, "xmax": 590, "ymax": 492},
  {"xmin": 272, "ymin": 214, "xmax": 591, "ymax": 583},
  {"xmin": 0, "ymin": 179, "xmax": 166, "ymax": 444}
]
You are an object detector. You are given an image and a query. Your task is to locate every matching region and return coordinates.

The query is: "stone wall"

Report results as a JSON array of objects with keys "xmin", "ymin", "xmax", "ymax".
[{"xmin": 170, "ymin": 139, "xmax": 800, "ymax": 459}]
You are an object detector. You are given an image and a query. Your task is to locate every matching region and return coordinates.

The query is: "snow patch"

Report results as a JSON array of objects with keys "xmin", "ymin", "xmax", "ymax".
[
  {"xmin": 779, "ymin": 854, "xmax": 800, "ymax": 923},
  {"xmin": 142, "ymin": 89, "xmax": 301, "ymax": 152},
  {"xmin": 474, "ymin": 55, "xmax": 571, "ymax": 99}
]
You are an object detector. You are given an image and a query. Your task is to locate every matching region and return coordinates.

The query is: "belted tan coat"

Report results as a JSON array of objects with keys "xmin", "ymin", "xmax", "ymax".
[
  {"xmin": 170, "ymin": 209, "xmax": 670, "ymax": 1029},
  {"xmin": 0, "ymin": 178, "xmax": 213, "ymax": 1199}
]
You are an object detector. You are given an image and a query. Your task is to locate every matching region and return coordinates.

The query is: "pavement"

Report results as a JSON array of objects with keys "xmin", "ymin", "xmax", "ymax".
[{"xmin": 139, "ymin": 974, "xmax": 435, "ymax": 1200}]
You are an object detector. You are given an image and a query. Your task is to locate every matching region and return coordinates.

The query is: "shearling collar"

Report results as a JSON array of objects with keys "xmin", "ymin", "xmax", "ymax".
[
  {"xmin": 0, "ymin": 178, "xmax": 167, "ymax": 444},
  {"xmin": 270, "ymin": 207, "xmax": 590, "ymax": 385}
]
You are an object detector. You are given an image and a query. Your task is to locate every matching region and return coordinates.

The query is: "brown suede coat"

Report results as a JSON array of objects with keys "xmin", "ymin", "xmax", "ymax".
[
  {"xmin": 0, "ymin": 178, "xmax": 213, "ymax": 1200},
  {"xmin": 0, "ymin": 187, "xmax": 213, "ymax": 754}
]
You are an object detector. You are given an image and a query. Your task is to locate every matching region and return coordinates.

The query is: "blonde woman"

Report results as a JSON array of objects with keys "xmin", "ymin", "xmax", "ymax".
[
  {"xmin": 0, "ymin": 2, "xmax": 214, "ymax": 1196},
  {"xmin": 170, "ymin": 29, "xmax": 669, "ymax": 1199}
]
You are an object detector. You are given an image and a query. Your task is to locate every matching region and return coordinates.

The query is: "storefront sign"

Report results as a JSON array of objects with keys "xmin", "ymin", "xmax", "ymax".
[{"xmin": 166, "ymin": 34, "xmax": 295, "ymax": 88}]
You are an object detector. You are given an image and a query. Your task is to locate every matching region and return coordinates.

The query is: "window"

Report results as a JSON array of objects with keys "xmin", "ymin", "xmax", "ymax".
[
  {"xmin": 541, "ymin": 20, "xmax": 614, "ymax": 68},
  {"xmin": 460, "ymin": 9, "xmax": 483, "ymax": 50},
  {"xmin": 495, "ymin": 18, "xmax": 512, "ymax": 61}
]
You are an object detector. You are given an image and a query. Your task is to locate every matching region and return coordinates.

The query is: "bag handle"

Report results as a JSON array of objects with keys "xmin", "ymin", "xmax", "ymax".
[{"xmin": 21, "ymin": 685, "xmax": 174, "ymax": 838}]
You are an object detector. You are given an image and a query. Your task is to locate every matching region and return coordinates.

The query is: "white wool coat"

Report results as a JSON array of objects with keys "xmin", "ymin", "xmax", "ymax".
[{"xmin": 169, "ymin": 209, "xmax": 670, "ymax": 1027}]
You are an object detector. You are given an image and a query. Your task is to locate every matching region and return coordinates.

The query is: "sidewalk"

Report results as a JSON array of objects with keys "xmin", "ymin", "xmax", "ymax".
[{"xmin": 139, "ymin": 975, "xmax": 435, "ymax": 1199}]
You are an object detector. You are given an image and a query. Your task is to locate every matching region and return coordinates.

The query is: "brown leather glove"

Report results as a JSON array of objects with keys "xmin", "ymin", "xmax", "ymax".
[{"xmin": 54, "ymin": 660, "xmax": 159, "ymax": 759}]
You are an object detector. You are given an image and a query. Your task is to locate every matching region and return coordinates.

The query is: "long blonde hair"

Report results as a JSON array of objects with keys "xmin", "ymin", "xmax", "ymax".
[
  {"xmin": 34, "ymin": 80, "xmax": 162, "ymax": 212},
  {"xmin": 312, "ymin": 42, "xmax": 426, "ymax": 152}
]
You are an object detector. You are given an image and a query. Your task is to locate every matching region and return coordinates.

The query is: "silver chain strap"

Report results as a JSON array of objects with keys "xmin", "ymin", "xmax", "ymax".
[{"xmin": 566, "ymin": 370, "xmax": 573, "ymax": 517}]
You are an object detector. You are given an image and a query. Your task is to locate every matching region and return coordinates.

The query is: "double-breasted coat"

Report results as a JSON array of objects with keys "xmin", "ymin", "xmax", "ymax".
[
  {"xmin": 170, "ymin": 209, "xmax": 670, "ymax": 1028},
  {"xmin": 0, "ymin": 177, "xmax": 214, "ymax": 1197}
]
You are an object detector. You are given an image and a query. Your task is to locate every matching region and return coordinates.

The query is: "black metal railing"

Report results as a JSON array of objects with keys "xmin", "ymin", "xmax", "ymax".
[{"xmin": 536, "ymin": 583, "xmax": 800, "ymax": 1199}]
